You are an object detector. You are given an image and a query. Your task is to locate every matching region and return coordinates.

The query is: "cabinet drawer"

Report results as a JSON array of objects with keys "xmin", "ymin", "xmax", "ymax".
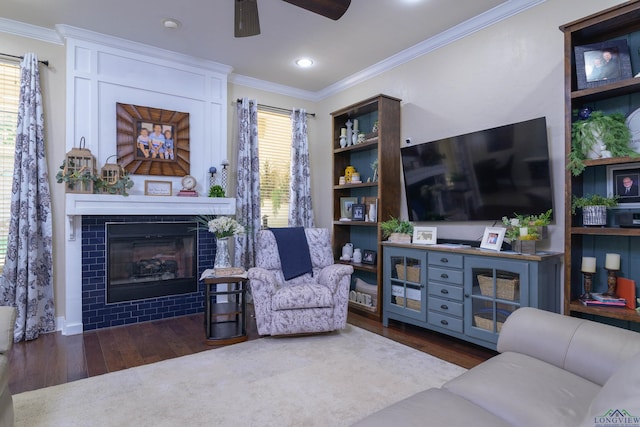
[
  {"xmin": 428, "ymin": 312, "xmax": 463, "ymax": 333},
  {"xmin": 429, "ymin": 252, "xmax": 463, "ymax": 269},
  {"xmin": 428, "ymin": 282, "xmax": 463, "ymax": 301},
  {"xmin": 428, "ymin": 297, "xmax": 463, "ymax": 317},
  {"xmin": 428, "ymin": 266, "xmax": 463, "ymax": 285}
]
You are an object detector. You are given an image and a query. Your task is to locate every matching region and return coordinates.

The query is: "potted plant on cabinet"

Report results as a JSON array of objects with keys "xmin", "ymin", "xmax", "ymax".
[
  {"xmin": 380, "ymin": 217, "xmax": 413, "ymax": 243},
  {"xmin": 571, "ymin": 194, "xmax": 619, "ymax": 226},
  {"xmin": 502, "ymin": 209, "xmax": 552, "ymax": 254},
  {"xmin": 568, "ymin": 109, "xmax": 635, "ymax": 176}
]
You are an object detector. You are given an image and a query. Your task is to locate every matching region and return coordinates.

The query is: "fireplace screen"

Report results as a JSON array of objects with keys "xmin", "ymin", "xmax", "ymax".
[{"xmin": 106, "ymin": 222, "xmax": 198, "ymax": 303}]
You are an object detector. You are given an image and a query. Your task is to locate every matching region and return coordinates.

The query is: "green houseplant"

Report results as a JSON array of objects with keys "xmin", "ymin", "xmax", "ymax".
[
  {"xmin": 571, "ymin": 194, "xmax": 618, "ymax": 226},
  {"xmin": 568, "ymin": 110, "xmax": 635, "ymax": 176},
  {"xmin": 208, "ymin": 185, "xmax": 225, "ymax": 197},
  {"xmin": 380, "ymin": 217, "xmax": 413, "ymax": 243}
]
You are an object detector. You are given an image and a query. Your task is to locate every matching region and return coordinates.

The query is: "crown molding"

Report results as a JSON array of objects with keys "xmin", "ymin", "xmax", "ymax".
[
  {"xmin": 314, "ymin": 0, "xmax": 546, "ymax": 99},
  {"xmin": 229, "ymin": 74, "xmax": 321, "ymax": 102},
  {"xmin": 56, "ymin": 24, "xmax": 233, "ymax": 75},
  {"xmin": 0, "ymin": 17, "xmax": 63, "ymax": 45},
  {"xmin": 1, "ymin": 0, "xmax": 545, "ymax": 100}
]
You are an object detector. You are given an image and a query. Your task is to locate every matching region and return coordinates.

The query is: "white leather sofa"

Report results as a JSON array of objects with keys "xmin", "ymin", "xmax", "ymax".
[
  {"xmin": 354, "ymin": 307, "xmax": 640, "ymax": 427},
  {"xmin": 0, "ymin": 306, "xmax": 16, "ymax": 427}
]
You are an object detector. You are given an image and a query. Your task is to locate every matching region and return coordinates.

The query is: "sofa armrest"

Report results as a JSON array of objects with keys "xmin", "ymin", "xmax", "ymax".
[
  {"xmin": 497, "ymin": 307, "xmax": 640, "ymax": 386},
  {"xmin": 0, "ymin": 306, "xmax": 16, "ymax": 352}
]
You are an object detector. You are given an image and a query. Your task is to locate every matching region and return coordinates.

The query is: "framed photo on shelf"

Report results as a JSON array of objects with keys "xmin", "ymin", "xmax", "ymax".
[
  {"xmin": 351, "ymin": 203, "xmax": 366, "ymax": 221},
  {"xmin": 412, "ymin": 226, "xmax": 437, "ymax": 245},
  {"xmin": 574, "ymin": 40, "xmax": 632, "ymax": 90},
  {"xmin": 144, "ymin": 180, "xmax": 172, "ymax": 196},
  {"xmin": 480, "ymin": 227, "xmax": 506, "ymax": 251},
  {"xmin": 607, "ymin": 164, "xmax": 640, "ymax": 205},
  {"xmin": 362, "ymin": 249, "xmax": 377, "ymax": 265},
  {"xmin": 340, "ymin": 197, "xmax": 358, "ymax": 219}
]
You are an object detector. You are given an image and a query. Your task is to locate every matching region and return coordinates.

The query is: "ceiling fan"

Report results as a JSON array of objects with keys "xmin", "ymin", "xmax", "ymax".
[{"xmin": 235, "ymin": 0, "xmax": 351, "ymax": 38}]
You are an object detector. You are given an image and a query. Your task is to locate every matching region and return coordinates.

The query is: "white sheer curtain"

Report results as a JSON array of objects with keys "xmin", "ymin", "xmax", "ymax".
[
  {"xmin": 234, "ymin": 98, "xmax": 261, "ymax": 270},
  {"xmin": 288, "ymin": 108, "xmax": 315, "ymax": 228},
  {"xmin": 0, "ymin": 53, "xmax": 55, "ymax": 341}
]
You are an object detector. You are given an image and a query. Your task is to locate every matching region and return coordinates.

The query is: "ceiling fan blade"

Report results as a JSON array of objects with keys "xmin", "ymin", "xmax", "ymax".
[
  {"xmin": 282, "ymin": 0, "xmax": 351, "ymax": 21},
  {"xmin": 235, "ymin": 0, "xmax": 261, "ymax": 38}
]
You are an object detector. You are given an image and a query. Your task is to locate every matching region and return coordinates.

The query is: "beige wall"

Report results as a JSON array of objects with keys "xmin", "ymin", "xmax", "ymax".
[
  {"xmin": 0, "ymin": 0, "xmax": 628, "ymax": 323},
  {"xmin": 314, "ymin": 0, "xmax": 627, "ymax": 252}
]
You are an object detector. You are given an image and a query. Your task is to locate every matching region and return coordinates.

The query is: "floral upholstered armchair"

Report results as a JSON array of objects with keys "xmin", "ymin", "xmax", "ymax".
[{"xmin": 248, "ymin": 228, "xmax": 353, "ymax": 336}]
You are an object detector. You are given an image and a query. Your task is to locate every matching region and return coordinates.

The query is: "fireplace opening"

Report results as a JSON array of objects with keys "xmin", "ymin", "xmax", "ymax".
[{"xmin": 106, "ymin": 221, "xmax": 198, "ymax": 303}]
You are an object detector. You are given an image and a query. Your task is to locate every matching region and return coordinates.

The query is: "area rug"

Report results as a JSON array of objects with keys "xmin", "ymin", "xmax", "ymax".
[{"xmin": 13, "ymin": 324, "xmax": 466, "ymax": 426}]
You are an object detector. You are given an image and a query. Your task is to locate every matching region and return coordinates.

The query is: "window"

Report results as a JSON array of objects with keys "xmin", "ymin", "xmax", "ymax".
[
  {"xmin": 0, "ymin": 61, "xmax": 19, "ymax": 272},
  {"xmin": 257, "ymin": 110, "xmax": 291, "ymax": 228}
]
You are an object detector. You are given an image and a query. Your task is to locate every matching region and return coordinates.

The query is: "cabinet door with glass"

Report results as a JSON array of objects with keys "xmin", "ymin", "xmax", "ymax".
[
  {"xmin": 464, "ymin": 257, "xmax": 529, "ymax": 345},
  {"xmin": 383, "ymin": 246, "xmax": 427, "ymax": 323}
]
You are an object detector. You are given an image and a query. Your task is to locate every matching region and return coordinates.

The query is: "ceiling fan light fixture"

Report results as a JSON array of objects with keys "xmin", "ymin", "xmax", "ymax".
[
  {"xmin": 295, "ymin": 58, "xmax": 314, "ymax": 68},
  {"xmin": 162, "ymin": 18, "xmax": 181, "ymax": 29}
]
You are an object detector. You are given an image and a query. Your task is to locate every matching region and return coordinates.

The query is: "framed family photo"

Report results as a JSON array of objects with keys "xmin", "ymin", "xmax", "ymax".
[
  {"xmin": 340, "ymin": 197, "xmax": 358, "ymax": 219},
  {"xmin": 412, "ymin": 226, "xmax": 437, "ymax": 245},
  {"xmin": 607, "ymin": 164, "xmax": 640, "ymax": 205},
  {"xmin": 351, "ymin": 204, "xmax": 366, "ymax": 221},
  {"xmin": 116, "ymin": 103, "xmax": 190, "ymax": 177},
  {"xmin": 574, "ymin": 40, "xmax": 632, "ymax": 90},
  {"xmin": 362, "ymin": 249, "xmax": 377, "ymax": 265},
  {"xmin": 480, "ymin": 227, "xmax": 506, "ymax": 251}
]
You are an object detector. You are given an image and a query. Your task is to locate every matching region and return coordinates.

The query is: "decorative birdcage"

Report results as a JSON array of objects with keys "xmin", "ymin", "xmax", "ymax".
[{"xmin": 62, "ymin": 137, "xmax": 96, "ymax": 193}]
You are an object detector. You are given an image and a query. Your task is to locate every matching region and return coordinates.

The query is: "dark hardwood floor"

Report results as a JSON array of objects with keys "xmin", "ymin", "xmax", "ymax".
[{"xmin": 8, "ymin": 306, "xmax": 497, "ymax": 395}]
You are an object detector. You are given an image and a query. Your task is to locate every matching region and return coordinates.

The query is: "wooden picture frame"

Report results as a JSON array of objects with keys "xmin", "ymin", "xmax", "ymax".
[
  {"xmin": 340, "ymin": 197, "xmax": 358, "ymax": 219},
  {"xmin": 144, "ymin": 180, "xmax": 172, "ymax": 196},
  {"xmin": 607, "ymin": 164, "xmax": 640, "ymax": 206},
  {"xmin": 362, "ymin": 249, "xmax": 377, "ymax": 265},
  {"xmin": 116, "ymin": 103, "xmax": 190, "ymax": 177},
  {"xmin": 480, "ymin": 227, "xmax": 506, "ymax": 251},
  {"xmin": 413, "ymin": 226, "xmax": 437, "ymax": 245},
  {"xmin": 351, "ymin": 203, "xmax": 366, "ymax": 221},
  {"xmin": 574, "ymin": 40, "xmax": 632, "ymax": 90}
]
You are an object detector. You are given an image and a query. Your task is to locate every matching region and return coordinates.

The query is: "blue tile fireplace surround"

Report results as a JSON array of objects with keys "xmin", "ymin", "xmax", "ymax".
[{"xmin": 81, "ymin": 215, "xmax": 216, "ymax": 331}]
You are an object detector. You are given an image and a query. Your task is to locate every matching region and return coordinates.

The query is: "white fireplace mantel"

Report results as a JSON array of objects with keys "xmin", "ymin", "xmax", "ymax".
[
  {"xmin": 66, "ymin": 193, "xmax": 235, "ymax": 240},
  {"xmin": 63, "ymin": 193, "xmax": 236, "ymax": 335}
]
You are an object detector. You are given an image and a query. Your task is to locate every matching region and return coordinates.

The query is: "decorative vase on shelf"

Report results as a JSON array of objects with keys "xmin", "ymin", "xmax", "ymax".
[{"xmin": 214, "ymin": 237, "xmax": 231, "ymax": 268}]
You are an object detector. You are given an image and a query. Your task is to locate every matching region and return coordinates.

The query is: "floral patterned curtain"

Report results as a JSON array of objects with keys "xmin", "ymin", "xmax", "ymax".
[
  {"xmin": 288, "ymin": 109, "xmax": 315, "ymax": 228},
  {"xmin": 234, "ymin": 98, "xmax": 261, "ymax": 270},
  {"xmin": 0, "ymin": 53, "xmax": 55, "ymax": 341}
]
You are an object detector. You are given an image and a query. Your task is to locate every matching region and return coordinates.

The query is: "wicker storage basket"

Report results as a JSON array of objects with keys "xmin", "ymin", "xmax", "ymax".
[
  {"xmin": 395, "ymin": 296, "xmax": 421, "ymax": 311},
  {"xmin": 396, "ymin": 264, "xmax": 420, "ymax": 282},
  {"xmin": 477, "ymin": 274, "xmax": 519, "ymax": 300},
  {"xmin": 473, "ymin": 314, "xmax": 504, "ymax": 332}
]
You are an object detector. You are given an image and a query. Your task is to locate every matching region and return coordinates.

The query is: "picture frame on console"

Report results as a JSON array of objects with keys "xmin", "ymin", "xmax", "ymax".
[
  {"xmin": 480, "ymin": 227, "xmax": 506, "ymax": 251},
  {"xmin": 574, "ymin": 40, "xmax": 632, "ymax": 90},
  {"xmin": 607, "ymin": 164, "xmax": 640, "ymax": 205},
  {"xmin": 412, "ymin": 226, "xmax": 437, "ymax": 245}
]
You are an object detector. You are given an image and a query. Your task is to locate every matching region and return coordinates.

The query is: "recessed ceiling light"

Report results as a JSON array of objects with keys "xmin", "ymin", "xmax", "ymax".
[
  {"xmin": 295, "ymin": 58, "xmax": 314, "ymax": 68},
  {"xmin": 162, "ymin": 18, "xmax": 181, "ymax": 29}
]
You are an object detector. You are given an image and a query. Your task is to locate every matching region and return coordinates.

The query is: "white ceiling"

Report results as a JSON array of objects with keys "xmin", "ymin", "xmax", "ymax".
[{"xmin": 2, "ymin": 0, "xmax": 544, "ymax": 95}]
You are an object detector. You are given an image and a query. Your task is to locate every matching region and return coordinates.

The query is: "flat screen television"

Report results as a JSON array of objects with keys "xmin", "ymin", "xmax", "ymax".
[{"xmin": 401, "ymin": 117, "xmax": 553, "ymax": 222}]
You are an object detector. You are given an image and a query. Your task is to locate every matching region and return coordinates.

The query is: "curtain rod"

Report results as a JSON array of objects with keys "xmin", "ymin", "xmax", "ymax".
[
  {"xmin": 0, "ymin": 52, "xmax": 49, "ymax": 67},
  {"xmin": 235, "ymin": 99, "xmax": 315, "ymax": 117}
]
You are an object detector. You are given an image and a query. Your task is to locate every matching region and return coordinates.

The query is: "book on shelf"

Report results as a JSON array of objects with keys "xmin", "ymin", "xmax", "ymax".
[
  {"xmin": 617, "ymin": 278, "xmax": 637, "ymax": 310},
  {"xmin": 579, "ymin": 298, "xmax": 626, "ymax": 307},
  {"xmin": 592, "ymin": 293, "xmax": 626, "ymax": 304}
]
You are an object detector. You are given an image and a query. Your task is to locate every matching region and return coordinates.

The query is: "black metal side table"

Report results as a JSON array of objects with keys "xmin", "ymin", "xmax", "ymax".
[{"xmin": 203, "ymin": 275, "xmax": 247, "ymax": 345}]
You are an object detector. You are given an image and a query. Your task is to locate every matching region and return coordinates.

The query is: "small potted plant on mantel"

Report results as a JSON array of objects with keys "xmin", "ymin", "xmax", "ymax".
[
  {"xmin": 380, "ymin": 217, "xmax": 413, "ymax": 243},
  {"xmin": 571, "ymin": 194, "xmax": 619, "ymax": 226}
]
